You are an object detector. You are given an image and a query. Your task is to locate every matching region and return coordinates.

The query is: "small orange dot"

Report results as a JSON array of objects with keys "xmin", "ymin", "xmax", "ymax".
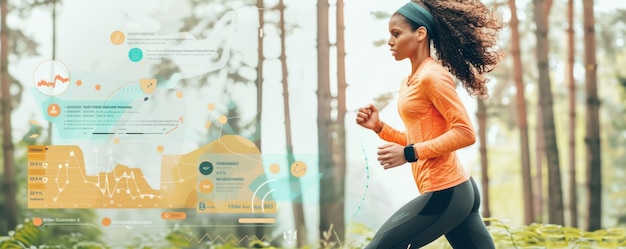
[
  {"xmin": 207, "ymin": 103, "xmax": 215, "ymax": 111},
  {"xmin": 205, "ymin": 121, "xmax": 212, "ymax": 129},
  {"xmin": 218, "ymin": 116, "xmax": 228, "ymax": 125},
  {"xmin": 269, "ymin": 163, "xmax": 280, "ymax": 174},
  {"xmin": 156, "ymin": 145, "xmax": 164, "ymax": 153},
  {"xmin": 113, "ymin": 137, "xmax": 120, "ymax": 144},
  {"xmin": 102, "ymin": 217, "xmax": 111, "ymax": 227},
  {"xmin": 32, "ymin": 217, "xmax": 43, "ymax": 227},
  {"xmin": 76, "ymin": 80, "xmax": 82, "ymax": 86},
  {"xmin": 176, "ymin": 91, "xmax": 183, "ymax": 98},
  {"xmin": 95, "ymin": 84, "xmax": 102, "ymax": 91}
]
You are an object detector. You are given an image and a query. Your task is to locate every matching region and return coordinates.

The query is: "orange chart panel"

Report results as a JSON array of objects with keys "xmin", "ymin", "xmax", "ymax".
[{"xmin": 27, "ymin": 145, "xmax": 168, "ymax": 208}]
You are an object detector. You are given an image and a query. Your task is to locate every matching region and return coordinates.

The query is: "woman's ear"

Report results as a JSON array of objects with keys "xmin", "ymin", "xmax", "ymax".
[{"xmin": 415, "ymin": 26, "xmax": 428, "ymax": 41}]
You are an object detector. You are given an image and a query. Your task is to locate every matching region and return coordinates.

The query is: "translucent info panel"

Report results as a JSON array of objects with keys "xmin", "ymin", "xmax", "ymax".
[{"xmin": 25, "ymin": 1, "xmax": 318, "ymax": 247}]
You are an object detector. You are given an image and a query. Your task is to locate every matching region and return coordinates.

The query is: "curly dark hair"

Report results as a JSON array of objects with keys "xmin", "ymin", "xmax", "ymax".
[{"xmin": 401, "ymin": 0, "xmax": 504, "ymax": 96}]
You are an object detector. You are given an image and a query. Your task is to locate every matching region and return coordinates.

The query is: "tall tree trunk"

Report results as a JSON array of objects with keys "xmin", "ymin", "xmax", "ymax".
[
  {"xmin": 476, "ymin": 98, "xmax": 491, "ymax": 221},
  {"xmin": 509, "ymin": 0, "xmax": 534, "ymax": 225},
  {"xmin": 565, "ymin": 0, "xmax": 579, "ymax": 228},
  {"xmin": 254, "ymin": 0, "xmax": 265, "ymax": 239},
  {"xmin": 277, "ymin": 1, "xmax": 308, "ymax": 246},
  {"xmin": 582, "ymin": 0, "xmax": 602, "ymax": 232},
  {"xmin": 0, "ymin": 0, "xmax": 18, "ymax": 232},
  {"xmin": 535, "ymin": 107, "xmax": 544, "ymax": 223},
  {"xmin": 47, "ymin": 0, "xmax": 56, "ymax": 144},
  {"xmin": 332, "ymin": 0, "xmax": 347, "ymax": 242},
  {"xmin": 533, "ymin": 0, "xmax": 564, "ymax": 225},
  {"xmin": 317, "ymin": 0, "xmax": 336, "ymax": 245},
  {"xmin": 254, "ymin": 0, "xmax": 264, "ymax": 150}
]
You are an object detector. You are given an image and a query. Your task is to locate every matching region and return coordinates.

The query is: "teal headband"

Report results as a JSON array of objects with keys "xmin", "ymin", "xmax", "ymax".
[{"xmin": 396, "ymin": 2, "xmax": 435, "ymax": 33}]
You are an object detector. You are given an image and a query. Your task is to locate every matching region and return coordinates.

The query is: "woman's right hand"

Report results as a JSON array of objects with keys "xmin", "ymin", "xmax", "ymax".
[{"xmin": 356, "ymin": 104, "xmax": 383, "ymax": 132}]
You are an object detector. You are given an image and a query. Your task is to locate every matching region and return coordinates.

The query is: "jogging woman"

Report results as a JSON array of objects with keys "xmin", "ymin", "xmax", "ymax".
[{"xmin": 355, "ymin": 0, "xmax": 503, "ymax": 248}]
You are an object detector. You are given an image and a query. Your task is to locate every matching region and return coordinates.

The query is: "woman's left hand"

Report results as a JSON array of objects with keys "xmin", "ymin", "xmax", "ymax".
[{"xmin": 377, "ymin": 143, "xmax": 408, "ymax": 169}]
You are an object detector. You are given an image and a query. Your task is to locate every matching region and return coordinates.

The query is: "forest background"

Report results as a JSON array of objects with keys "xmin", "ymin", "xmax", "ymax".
[{"xmin": 1, "ymin": 0, "xmax": 626, "ymax": 248}]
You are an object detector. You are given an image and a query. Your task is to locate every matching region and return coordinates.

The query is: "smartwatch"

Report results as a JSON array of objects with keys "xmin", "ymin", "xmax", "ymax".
[{"xmin": 404, "ymin": 144, "xmax": 418, "ymax": 162}]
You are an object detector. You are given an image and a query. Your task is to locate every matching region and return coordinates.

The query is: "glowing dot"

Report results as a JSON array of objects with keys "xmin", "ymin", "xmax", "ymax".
[
  {"xmin": 176, "ymin": 91, "xmax": 183, "ymax": 98},
  {"xmin": 156, "ymin": 145, "xmax": 164, "ymax": 153},
  {"xmin": 218, "ymin": 116, "xmax": 228, "ymax": 125},
  {"xmin": 113, "ymin": 137, "xmax": 120, "ymax": 144},
  {"xmin": 207, "ymin": 103, "xmax": 216, "ymax": 111},
  {"xmin": 269, "ymin": 163, "xmax": 280, "ymax": 174},
  {"xmin": 76, "ymin": 80, "xmax": 82, "ymax": 86},
  {"xmin": 205, "ymin": 121, "xmax": 212, "ymax": 129},
  {"xmin": 95, "ymin": 84, "xmax": 102, "ymax": 91},
  {"xmin": 32, "ymin": 217, "xmax": 43, "ymax": 227},
  {"xmin": 101, "ymin": 217, "xmax": 111, "ymax": 227}
]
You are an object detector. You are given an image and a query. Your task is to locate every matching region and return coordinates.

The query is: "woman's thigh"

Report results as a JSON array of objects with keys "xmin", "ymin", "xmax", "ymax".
[{"xmin": 365, "ymin": 180, "xmax": 475, "ymax": 249}]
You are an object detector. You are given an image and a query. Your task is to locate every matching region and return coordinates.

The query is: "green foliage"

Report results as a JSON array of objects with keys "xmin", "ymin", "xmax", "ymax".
[
  {"xmin": 2, "ymin": 219, "xmax": 626, "ymax": 248},
  {"xmin": 0, "ymin": 220, "xmax": 41, "ymax": 249},
  {"xmin": 0, "ymin": 218, "xmax": 107, "ymax": 249},
  {"xmin": 485, "ymin": 218, "xmax": 626, "ymax": 249}
]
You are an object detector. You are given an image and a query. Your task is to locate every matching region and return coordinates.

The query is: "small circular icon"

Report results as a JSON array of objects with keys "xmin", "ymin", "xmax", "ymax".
[
  {"xmin": 33, "ymin": 60, "xmax": 71, "ymax": 96},
  {"xmin": 198, "ymin": 179, "xmax": 214, "ymax": 194},
  {"xmin": 47, "ymin": 103, "xmax": 61, "ymax": 117},
  {"xmin": 110, "ymin": 31, "xmax": 125, "ymax": 45},
  {"xmin": 101, "ymin": 217, "xmax": 111, "ymax": 227},
  {"xmin": 128, "ymin": 48, "xmax": 143, "ymax": 62},
  {"xmin": 199, "ymin": 161, "xmax": 214, "ymax": 175},
  {"xmin": 290, "ymin": 161, "xmax": 308, "ymax": 178}
]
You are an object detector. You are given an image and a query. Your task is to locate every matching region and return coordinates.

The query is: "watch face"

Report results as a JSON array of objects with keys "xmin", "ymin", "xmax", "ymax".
[{"xmin": 404, "ymin": 144, "xmax": 416, "ymax": 162}]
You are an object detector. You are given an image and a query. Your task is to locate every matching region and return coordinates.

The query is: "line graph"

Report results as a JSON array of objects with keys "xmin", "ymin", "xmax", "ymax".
[
  {"xmin": 36, "ymin": 74, "xmax": 70, "ymax": 88},
  {"xmin": 33, "ymin": 60, "xmax": 71, "ymax": 96},
  {"xmin": 28, "ymin": 145, "xmax": 168, "ymax": 208}
]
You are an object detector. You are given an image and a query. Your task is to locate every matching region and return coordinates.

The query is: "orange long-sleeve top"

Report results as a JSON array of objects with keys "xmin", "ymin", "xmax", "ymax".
[{"xmin": 378, "ymin": 57, "xmax": 475, "ymax": 193}]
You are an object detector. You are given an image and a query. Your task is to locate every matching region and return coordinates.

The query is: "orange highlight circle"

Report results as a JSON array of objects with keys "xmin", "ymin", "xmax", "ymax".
[
  {"xmin": 32, "ymin": 217, "xmax": 43, "ymax": 227},
  {"xmin": 95, "ymin": 84, "xmax": 102, "ymax": 91},
  {"xmin": 218, "ymin": 116, "xmax": 228, "ymax": 125},
  {"xmin": 76, "ymin": 80, "xmax": 82, "ymax": 86},
  {"xmin": 47, "ymin": 104, "xmax": 61, "ymax": 117},
  {"xmin": 110, "ymin": 31, "xmax": 125, "ymax": 45},
  {"xmin": 269, "ymin": 163, "xmax": 280, "ymax": 174},
  {"xmin": 156, "ymin": 145, "xmax": 164, "ymax": 153},
  {"xmin": 176, "ymin": 91, "xmax": 183, "ymax": 98},
  {"xmin": 101, "ymin": 217, "xmax": 111, "ymax": 227},
  {"xmin": 290, "ymin": 161, "xmax": 308, "ymax": 178},
  {"xmin": 205, "ymin": 121, "xmax": 212, "ymax": 129},
  {"xmin": 207, "ymin": 103, "xmax": 216, "ymax": 111},
  {"xmin": 113, "ymin": 137, "xmax": 120, "ymax": 144},
  {"xmin": 198, "ymin": 179, "xmax": 214, "ymax": 194}
]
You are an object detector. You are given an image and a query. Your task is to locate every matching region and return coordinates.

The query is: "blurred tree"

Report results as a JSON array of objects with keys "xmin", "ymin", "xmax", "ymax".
[
  {"xmin": 565, "ymin": 0, "xmax": 578, "ymax": 228},
  {"xmin": 508, "ymin": 0, "xmax": 535, "ymax": 225},
  {"xmin": 533, "ymin": 0, "xmax": 564, "ymax": 225},
  {"xmin": 331, "ymin": 0, "xmax": 348, "ymax": 243},
  {"xmin": 317, "ymin": 0, "xmax": 338, "ymax": 246},
  {"xmin": 275, "ymin": 0, "xmax": 308, "ymax": 246},
  {"xmin": 476, "ymin": 97, "xmax": 491, "ymax": 220},
  {"xmin": 1, "ymin": 0, "xmax": 18, "ymax": 234},
  {"xmin": 582, "ymin": 0, "xmax": 602, "ymax": 232}
]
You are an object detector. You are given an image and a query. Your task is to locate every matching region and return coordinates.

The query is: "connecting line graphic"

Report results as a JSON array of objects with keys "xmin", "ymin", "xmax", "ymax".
[
  {"xmin": 352, "ymin": 140, "xmax": 370, "ymax": 219},
  {"xmin": 177, "ymin": 233, "xmax": 271, "ymax": 244}
]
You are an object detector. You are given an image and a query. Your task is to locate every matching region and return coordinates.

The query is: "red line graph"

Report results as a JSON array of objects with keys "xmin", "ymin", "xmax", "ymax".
[{"xmin": 37, "ymin": 74, "xmax": 70, "ymax": 88}]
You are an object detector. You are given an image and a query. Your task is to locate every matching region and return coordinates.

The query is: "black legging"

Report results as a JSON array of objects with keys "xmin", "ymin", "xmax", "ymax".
[{"xmin": 364, "ymin": 177, "xmax": 495, "ymax": 249}]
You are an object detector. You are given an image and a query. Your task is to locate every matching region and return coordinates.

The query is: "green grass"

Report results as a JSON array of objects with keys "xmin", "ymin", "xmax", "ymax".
[{"xmin": 2, "ymin": 218, "xmax": 625, "ymax": 249}]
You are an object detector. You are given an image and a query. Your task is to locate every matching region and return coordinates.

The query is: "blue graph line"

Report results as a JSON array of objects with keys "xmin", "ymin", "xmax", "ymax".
[{"xmin": 352, "ymin": 140, "xmax": 370, "ymax": 219}]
